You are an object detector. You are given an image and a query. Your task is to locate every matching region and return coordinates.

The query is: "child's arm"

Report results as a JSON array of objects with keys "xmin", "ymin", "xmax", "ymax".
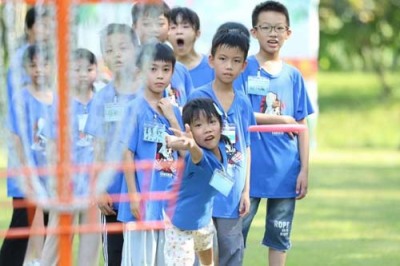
[
  {"xmin": 239, "ymin": 146, "xmax": 251, "ymax": 217},
  {"xmin": 166, "ymin": 124, "xmax": 203, "ymax": 164},
  {"xmin": 123, "ymin": 149, "xmax": 141, "ymax": 220},
  {"xmin": 255, "ymin": 112, "xmax": 296, "ymax": 125},
  {"xmin": 296, "ymin": 119, "xmax": 309, "ymax": 200},
  {"xmin": 93, "ymin": 139, "xmax": 116, "ymax": 216}
]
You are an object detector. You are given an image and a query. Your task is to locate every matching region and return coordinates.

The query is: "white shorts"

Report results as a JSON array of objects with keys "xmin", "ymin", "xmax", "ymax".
[{"xmin": 164, "ymin": 221, "xmax": 215, "ymax": 266}]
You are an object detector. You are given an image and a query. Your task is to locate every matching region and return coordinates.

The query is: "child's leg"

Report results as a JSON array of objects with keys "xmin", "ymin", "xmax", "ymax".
[
  {"xmin": 77, "ymin": 206, "xmax": 101, "ymax": 266},
  {"xmin": 40, "ymin": 211, "xmax": 61, "ymax": 266},
  {"xmin": 194, "ymin": 221, "xmax": 215, "ymax": 266},
  {"xmin": 164, "ymin": 225, "xmax": 195, "ymax": 266},
  {"xmin": 24, "ymin": 207, "xmax": 46, "ymax": 264},
  {"xmin": 263, "ymin": 198, "xmax": 296, "ymax": 266},
  {"xmin": 0, "ymin": 197, "xmax": 35, "ymax": 266},
  {"xmin": 102, "ymin": 213, "xmax": 123, "ymax": 266},
  {"xmin": 241, "ymin": 197, "xmax": 261, "ymax": 246},
  {"xmin": 213, "ymin": 217, "xmax": 244, "ymax": 266}
]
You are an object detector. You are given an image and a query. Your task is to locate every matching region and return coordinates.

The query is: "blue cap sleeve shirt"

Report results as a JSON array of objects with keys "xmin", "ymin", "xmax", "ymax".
[
  {"xmin": 84, "ymin": 82, "xmax": 137, "ymax": 209},
  {"xmin": 117, "ymin": 96, "xmax": 183, "ymax": 223},
  {"xmin": 239, "ymin": 55, "xmax": 314, "ymax": 198},
  {"xmin": 189, "ymin": 54, "xmax": 215, "ymax": 89},
  {"xmin": 169, "ymin": 61, "xmax": 194, "ymax": 106},
  {"xmin": 188, "ymin": 83, "xmax": 256, "ymax": 218},
  {"xmin": 7, "ymin": 87, "xmax": 56, "ymax": 198},
  {"xmin": 167, "ymin": 141, "xmax": 227, "ymax": 230}
]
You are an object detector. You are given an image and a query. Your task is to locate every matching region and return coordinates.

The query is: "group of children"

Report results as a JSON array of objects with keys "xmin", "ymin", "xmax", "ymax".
[{"xmin": 1, "ymin": 1, "xmax": 313, "ymax": 266}]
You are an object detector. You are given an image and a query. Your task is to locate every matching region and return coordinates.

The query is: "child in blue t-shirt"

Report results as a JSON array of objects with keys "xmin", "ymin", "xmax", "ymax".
[
  {"xmin": 168, "ymin": 7, "xmax": 214, "ymax": 89},
  {"xmin": 164, "ymin": 98, "xmax": 231, "ymax": 266},
  {"xmin": 131, "ymin": 1, "xmax": 194, "ymax": 107},
  {"xmin": 40, "ymin": 48, "xmax": 101, "ymax": 266},
  {"xmin": 118, "ymin": 42, "xmax": 183, "ymax": 266},
  {"xmin": 0, "ymin": 45, "xmax": 54, "ymax": 265},
  {"xmin": 84, "ymin": 23, "xmax": 140, "ymax": 266},
  {"xmin": 188, "ymin": 24, "xmax": 255, "ymax": 266},
  {"xmin": 237, "ymin": 2, "xmax": 314, "ymax": 265}
]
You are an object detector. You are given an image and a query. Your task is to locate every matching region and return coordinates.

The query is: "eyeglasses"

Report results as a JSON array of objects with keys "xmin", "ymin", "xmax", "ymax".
[{"xmin": 254, "ymin": 24, "xmax": 288, "ymax": 34}]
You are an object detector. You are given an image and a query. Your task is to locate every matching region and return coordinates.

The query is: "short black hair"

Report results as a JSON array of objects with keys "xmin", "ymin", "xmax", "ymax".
[
  {"xmin": 131, "ymin": 1, "xmax": 171, "ymax": 25},
  {"xmin": 170, "ymin": 7, "xmax": 200, "ymax": 31},
  {"xmin": 25, "ymin": 6, "xmax": 50, "ymax": 30},
  {"xmin": 182, "ymin": 98, "xmax": 222, "ymax": 127},
  {"xmin": 23, "ymin": 45, "xmax": 50, "ymax": 65},
  {"xmin": 252, "ymin": 1, "xmax": 290, "ymax": 27},
  {"xmin": 73, "ymin": 48, "xmax": 97, "ymax": 65},
  {"xmin": 136, "ymin": 42, "xmax": 176, "ymax": 70},
  {"xmin": 211, "ymin": 23, "xmax": 250, "ymax": 59},
  {"xmin": 216, "ymin": 21, "xmax": 250, "ymax": 39},
  {"xmin": 99, "ymin": 23, "xmax": 139, "ymax": 54}
]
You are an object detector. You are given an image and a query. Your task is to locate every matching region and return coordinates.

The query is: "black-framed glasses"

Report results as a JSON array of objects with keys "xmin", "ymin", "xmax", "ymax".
[{"xmin": 254, "ymin": 24, "xmax": 288, "ymax": 34}]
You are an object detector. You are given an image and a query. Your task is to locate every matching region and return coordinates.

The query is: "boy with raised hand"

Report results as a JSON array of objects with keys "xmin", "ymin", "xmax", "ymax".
[
  {"xmin": 118, "ymin": 42, "xmax": 183, "ymax": 266},
  {"xmin": 131, "ymin": 1, "xmax": 194, "ymax": 109},
  {"xmin": 84, "ymin": 23, "xmax": 140, "ymax": 266},
  {"xmin": 238, "ymin": 1, "xmax": 314, "ymax": 265},
  {"xmin": 168, "ymin": 7, "xmax": 214, "ymax": 88},
  {"xmin": 188, "ymin": 24, "xmax": 255, "ymax": 266}
]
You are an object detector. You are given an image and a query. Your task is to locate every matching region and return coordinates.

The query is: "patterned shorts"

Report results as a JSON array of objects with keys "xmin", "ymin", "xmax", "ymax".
[{"xmin": 164, "ymin": 221, "xmax": 215, "ymax": 266}]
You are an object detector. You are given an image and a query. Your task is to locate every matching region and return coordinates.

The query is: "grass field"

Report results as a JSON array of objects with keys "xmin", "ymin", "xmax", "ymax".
[{"xmin": 0, "ymin": 71, "xmax": 399, "ymax": 265}]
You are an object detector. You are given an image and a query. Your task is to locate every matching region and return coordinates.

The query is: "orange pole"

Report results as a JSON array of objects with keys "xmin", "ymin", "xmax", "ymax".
[{"xmin": 56, "ymin": 0, "xmax": 73, "ymax": 265}]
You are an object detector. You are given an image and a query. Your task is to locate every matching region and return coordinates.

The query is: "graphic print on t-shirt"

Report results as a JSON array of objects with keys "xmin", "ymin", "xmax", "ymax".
[
  {"xmin": 260, "ymin": 92, "xmax": 282, "ymax": 115},
  {"xmin": 155, "ymin": 141, "xmax": 175, "ymax": 178},
  {"xmin": 31, "ymin": 117, "xmax": 47, "ymax": 151}
]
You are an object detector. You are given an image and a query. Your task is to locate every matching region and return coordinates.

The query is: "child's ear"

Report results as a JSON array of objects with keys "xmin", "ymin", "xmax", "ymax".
[
  {"xmin": 241, "ymin": 60, "xmax": 248, "ymax": 72},
  {"xmin": 250, "ymin": 27, "xmax": 258, "ymax": 39},
  {"xmin": 195, "ymin": 30, "xmax": 201, "ymax": 39},
  {"xmin": 208, "ymin": 54, "xmax": 215, "ymax": 69}
]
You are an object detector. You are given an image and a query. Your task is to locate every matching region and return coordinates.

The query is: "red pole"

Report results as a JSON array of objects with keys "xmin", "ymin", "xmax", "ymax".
[{"xmin": 56, "ymin": 0, "xmax": 73, "ymax": 265}]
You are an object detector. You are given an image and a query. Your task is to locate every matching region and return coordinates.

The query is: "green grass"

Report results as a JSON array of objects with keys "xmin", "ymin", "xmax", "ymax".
[
  {"xmin": 316, "ymin": 71, "xmax": 400, "ymax": 150},
  {"xmin": 1, "ymin": 71, "xmax": 400, "ymax": 265}
]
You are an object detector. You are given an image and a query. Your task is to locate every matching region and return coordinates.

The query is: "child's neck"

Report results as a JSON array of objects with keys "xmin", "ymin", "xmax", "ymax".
[
  {"xmin": 28, "ymin": 84, "xmax": 53, "ymax": 105},
  {"xmin": 73, "ymin": 88, "xmax": 93, "ymax": 105},
  {"xmin": 114, "ymin": 74, "xmax": 138, "ymax": 95},
  {"xmin": 177, "ymin": 50, "xmax": 202, "ymax": 70},
  {"xmin": 255, "ymin": 51, "xmax": 283, "ymax": 75},
  {"xmin": 212, "ymin": 79, "xmax": 234, "ymax": 113},
  {"xmin": 144, "ymin": 89, "xmax": 163, "ymax": 112}
]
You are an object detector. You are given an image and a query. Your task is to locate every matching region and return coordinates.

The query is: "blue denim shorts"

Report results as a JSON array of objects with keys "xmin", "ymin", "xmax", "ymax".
[{"xmin": 242, "ymin": 198, "xmax": 296, "ymax": 251}]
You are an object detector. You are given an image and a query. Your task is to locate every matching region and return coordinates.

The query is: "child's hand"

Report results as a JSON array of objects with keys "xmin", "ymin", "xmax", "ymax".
[
  {"xmin": 239, "ymin": 191, "xmax": 250, "ymax": 217},
  {"xmin": 129, "ymin": 193, "xmax": 141, "ymax": 220},
  {"xmin": 296, "ymin": 170, "xmax": 308, "ymax": 200},
  {"xmin": 282, "ymin": 115, "xmax": 298, "ymax": 139},
  {"xmin": 166, "ymin": 124, "xmax": 195, "ymax": 150},
  {"xmin": 97, "ymin": 193, "xmax": 116, "ymax": 215},
  {"xmin": 158, "ymin": 98, "xmax": 175, "ymax": 121}
]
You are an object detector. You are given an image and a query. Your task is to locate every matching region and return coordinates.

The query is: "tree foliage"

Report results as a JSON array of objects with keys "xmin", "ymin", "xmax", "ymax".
[{"xmin": 319, "ymin": 0, "xmax": 400, "ymax": 97}]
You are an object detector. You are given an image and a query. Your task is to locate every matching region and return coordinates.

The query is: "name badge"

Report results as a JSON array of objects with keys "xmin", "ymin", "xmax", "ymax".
[
  {"xmin": 104, "ymin": 103, "xmax": 124, "ymax": 122},
  {"xmin": 222, "ymin": 124, "xmax": 236, "ymax": 144},
  {"xmin": 209, "ymin": 168, "xmax": 234, "ymax": 197},
  {"xmin": 78, "ymin": 114, "xmax": 88, "ymax": 131},
  {"xmin": 247, "ymin": 76, "xmax": 270, "ymax": 96},
  {"xmin": 143, "ymin": 122, "xmax": 166, "ymax": 143}
]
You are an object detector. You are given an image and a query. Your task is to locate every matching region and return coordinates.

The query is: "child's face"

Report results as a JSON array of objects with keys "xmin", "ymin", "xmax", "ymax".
[
  {"xmin": 209, "ymin": 45, "xmax": 247, "ymax": 84},
  {"xmin": 26, "ymin": 55, "xmax": 50, "ymax": 87},
  {"xmin": 190, "ymin": 112, "xmax": 221, "ymax": 152},
  {"xmin": 102, "ymin": 33, "xmax": 136, "ymax": 75},
  {"xmin": 251, "ymin": 11, "xmax": 291, "ymax": 57},
  {"xmin": 29, "ymin": 16, "xmax": 52, "ymax": 43},
  {"xmin": 146, "ymin": 60, "xmax": 173, "ymax": 94},
  {"xmin": 168, "ymin": 15, "xmax": 199, "ymax": 57},
  {"xmin": 71, "ymin": 58, "xmax": 97, "ymax": 92},
  {"xmin": 134, "ymin": 14, "xmax": 169, "ymax": 43}
]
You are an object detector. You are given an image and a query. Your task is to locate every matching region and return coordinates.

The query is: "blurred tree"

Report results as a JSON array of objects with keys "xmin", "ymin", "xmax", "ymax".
[{"xmin": 319, "ymin": 0, "xmax": 400, "ymax": 97}]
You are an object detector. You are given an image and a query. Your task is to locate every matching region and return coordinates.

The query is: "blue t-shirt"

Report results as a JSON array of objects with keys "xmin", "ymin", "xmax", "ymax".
[
  {"xmin": 169, "ymin": 61, "xmax": 194, "ymax": 107},
  {"xmin": 237, "ymin": 55, "xmax": 314, "ymax": 198},
  {"xmin": 84, "ymin": 82, "xmax": 136, "ymax": 209},
  {"xmin": 188, "ymin": 83, "xmax": 256, "ymax": 218},
  {"xmin": 117, "ymin": 96, "xmax": 183, "ymax": 223},
  {"xmin": 189, "ymin": 54, "xmax": 214, "ymax": 89},
  {"xmin": 70, "ymin": 99, "xmax": 94, "ymax": 196},
  {"xmin": 168, "ymin": 141, "xmax": 227, "ymax": 230},
  {"xmin": 7, "ymin": 87, "xmax": 56, "ymax": 197}
]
